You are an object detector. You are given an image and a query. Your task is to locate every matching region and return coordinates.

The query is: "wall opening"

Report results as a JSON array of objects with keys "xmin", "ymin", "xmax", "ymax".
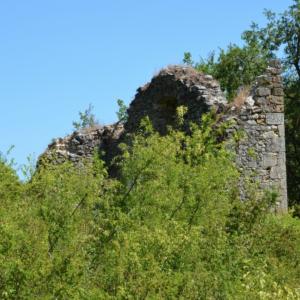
[{"xmin": 156, "ymin": 96, "xmax": 178, "ymax": 132}]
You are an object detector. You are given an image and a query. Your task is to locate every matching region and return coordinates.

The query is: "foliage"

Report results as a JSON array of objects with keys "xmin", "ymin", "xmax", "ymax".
[
  {"xmin": 184, "ymin": 42, "xmax": 269, "ymax": 100},
  {"xmin": 0, "ymin": 154, "xmax": 107, "ymax": 299},
  {"xmin": 183, "ymin": 52, "xmax": 194, "ymax": 66},
  {"xmin": 20, "ymin": 154, "xmax": 37, "ymax": 182},
  {"xmin": 72, "ymin": 103, "xmax": 98, "ymax": 130},
  {"xmin": 194, "ymin": 51, "xmax": 217, "ymax": 76},
  {"xmin": 242, "ymin": 1, "xmax": 300, "ymax": 79},
  {"xmin": 0, "ymin": 114, "xmax": 300, "ymax": 298},
  {"xmin": 285, "ymin": 80, "xmax": 300, "ymax": 208},
  {"xmin": 0, "ymin": 145, "xmax": 16, "ymax": 169},
  {"xmin": 116, "ymin": 99, "xmax": 128, "ymax": 123}
]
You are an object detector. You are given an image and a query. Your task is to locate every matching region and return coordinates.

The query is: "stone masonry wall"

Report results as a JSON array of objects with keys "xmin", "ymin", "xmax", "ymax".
[
  {"xmin": 39, "ymin": 123, "xmax": 124, "ymax": 167},
  {"xmin": 229, "ymin": 60, "xmax": 287, "ymax": 211},
  {"xmin": 40, "ymin": 61, "xmax": 288, "ymax": 211},
  {"xmin": 125, "ymin": 66, "xmax": 227, "ymax": 134}
]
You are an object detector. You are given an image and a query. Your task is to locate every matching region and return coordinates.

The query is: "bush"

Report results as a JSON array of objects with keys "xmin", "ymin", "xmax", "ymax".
[{"xmin": 0, "ymin": 116, "xmax": 299, "ymax": 298}]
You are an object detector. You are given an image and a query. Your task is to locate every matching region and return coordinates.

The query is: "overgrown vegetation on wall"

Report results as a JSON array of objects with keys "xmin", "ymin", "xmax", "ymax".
[{"xmin": 1, "ymin": 115, "xmax": 300, "ymax": 299}]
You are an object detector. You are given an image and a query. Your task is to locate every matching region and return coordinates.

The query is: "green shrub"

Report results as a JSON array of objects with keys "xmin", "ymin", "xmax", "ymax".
[{"xmin": 0, "ymin": 116, "xmax": 299, "ymax": 298}]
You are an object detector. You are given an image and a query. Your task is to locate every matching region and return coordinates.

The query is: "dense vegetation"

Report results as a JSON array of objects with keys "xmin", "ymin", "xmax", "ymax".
[
  {"xmin": 1, "ymin": 113, "xmax": 300, "ymax": 299},
  {"xmin": 1, "ymin": 1, "xmax": 300, "ymax": 298},
  {"xmin": 184, "ymin": 0, "xmax": 300, "ymax": 209}
]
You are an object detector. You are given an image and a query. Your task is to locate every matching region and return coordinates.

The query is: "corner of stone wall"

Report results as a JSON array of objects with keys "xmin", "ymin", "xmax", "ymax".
[{"xmin": 233, "ymin": 59, "xmax": 288, "ymax": 211}]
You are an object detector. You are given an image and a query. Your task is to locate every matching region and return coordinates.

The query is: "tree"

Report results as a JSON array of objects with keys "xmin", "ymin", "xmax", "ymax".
[
  {"xmin": 213, "ymin": 44, "xmax": 268, "ymax": 99},
  {"xmin": 184, "ymin": 42, "xmax": 269, "ymax": 99},
  {"xmin": 116, "ymin": 99, "xmax": 128, "ymax": 123},
  {"xmin": 72, "ymin": 103, "xmax": 97, "ymax": 130},
  {"xmin": 183, "ymin": 52, "xmax": 194, "ymax": 66},
  {"xmin": 242, "ymin": 2, "xmax": 300, "ymax": 79}
]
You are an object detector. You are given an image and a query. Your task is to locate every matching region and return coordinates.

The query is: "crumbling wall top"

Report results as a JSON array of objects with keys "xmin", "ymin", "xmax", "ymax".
[{"xmin": 125, "ymin": 65, "xmax": 227, "ymax": 134}]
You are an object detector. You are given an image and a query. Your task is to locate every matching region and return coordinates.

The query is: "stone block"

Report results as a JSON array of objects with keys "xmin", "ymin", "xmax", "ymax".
[
  {"xmin": 271, "ymin": 96, "xmax": 283, "ymax": 104},
  {"xmin": 267, "ymin": 66, "xmax": 280, "ymax": 75},
  {"xmin": 272, "ymin": 75, "xmax": 282, "ymax": 83},
  {"xmin": 270, "ymin": 166, "xmax": 283, "ymax": 179},
  {"xmin": 256, "ymin": 118, "xmax": 265, "ymax": 125},
  {"xmin": 278, "ymin": 125, "xmax": 285, "ymax": 137},
  {"xmin": 272, "ymin": 88, "xmax": 284, "ymax": 96},
  {"xmin": 255, "ymin": 96, "xmax": 267, "ymax": 105},
  {"xmin": 262, "ymin": 131, "xmax": 276, "ymax": 139},
  {"xmin": 278, "ymin": 138, "xmax": 286, "ymax": 152},
  {"xmin": 245, "ymin": 96, "xmax": 255, "ymax": 106},
  {"xmin": 262, "ymin": 153, "xmax": 278, "ymax": 168},
  {"xmin": 256, "ymin": 75, "xmax": 272, "ymax": 86},
  {"xmin": 266, "ymin": 113, "xmax": 284, "ymax": 125},
  {"xmin": 249, "ymin": 113, "xmax": 259, "ymax": 120},
  {"xmin": 267, "ymin": 139, "xmax": 279, "ymax": 152},
  {"xmin": 268, "ymin": 59, "xmax": 281, "ymax": 69},
  {"xmin": 256, "ymin": 87, "xmax": 271, "ymax": 97},
  {"xmin": 275, "ymin": 105, "xmax": 284, "ymax": 113},
  {"xmin": 248, "ymin": 161, "xmax": 257, "ymax": 168}
]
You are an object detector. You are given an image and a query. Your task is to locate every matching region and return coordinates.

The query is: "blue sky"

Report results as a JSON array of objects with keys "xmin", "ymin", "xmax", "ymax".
[{"xmin": 0, "ymin": 0, "xmax": 292, "ymax": 173}]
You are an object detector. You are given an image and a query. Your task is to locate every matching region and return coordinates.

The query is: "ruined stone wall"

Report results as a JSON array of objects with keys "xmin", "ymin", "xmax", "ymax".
[
  {"xmin": 229, "ymin": 60, "xmax": 287, "ymax": 211},
  {"xmin": 125, "ymin": 66, "xmax": 227, "ymax": 134},
  {"xmin": 39, "ymin": 123, "xmax": 124, "ymax": 167},
  {"xmin": 40, "ymin": 61, "xmax": 288, "ymax": 210}
]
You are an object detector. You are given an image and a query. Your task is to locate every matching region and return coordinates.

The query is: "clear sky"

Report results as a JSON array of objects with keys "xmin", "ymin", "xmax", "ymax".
[{"xmin": 0, "ymin": 0, "xmax": 292, "ymax": 173}]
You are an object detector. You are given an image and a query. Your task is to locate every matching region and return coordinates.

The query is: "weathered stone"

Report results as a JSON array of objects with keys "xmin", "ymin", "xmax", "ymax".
[
  {"xmin": 249, "ymin": 113, "xmax": 259, "ymax": 120},
  {"xmin": 272, "ymin": 88, "xmax": 284, "ymax": 96},
  {"xmin": 267, "ymin": 66, "xmax": 281, "ymax": 75},
  {"xmin": 253, "ymin": 107, "xmax": 263, "ymax": 113},
  {"xmin": 256, "ymin": 87, "xmax": 271, "ymax": 97},
  {"xmin": 125, "ymin": 66, "xmax": 227, "ymax": 134},
  {"xmin": 270, "ymin": 167, "xmax": 285, "ymax": 179},
  {"xmin": 256, "ymin": 119, "xmax": 265, "ymax": 125},
  {"xmin": 271, "ymin": 96, "xmax": 284, "ymax": 104},
  {"xmin": 266, "ymin": 113, "xmax": 284, "ymax": 125},
  {"xmin": 262, "ymin": 154, "xmax": 278, "ymax": 168},
  {"xmin": 266, "ymin": 136, "xmax": 280, "ymax": 152},
  {"xmin": 39, "ymin": 123, "xmax": 124, "ymax": 167},
  {"xmin": 255, "ymin": 96, "xmax": 268, "ymax": 106},
  {"xmin": 245, "ymin": 96, "xmax": 255, "ymax": 106},
  {"xmin": 256, "ymin": 75, "xmax": 271, "ymax": 86},
  {"xmin": 272, "ymin": 76, "xmax": 282, "ymax": 83},
  {"xmin": 275, "ymin": 105, "xmax": 284, "ymax": 113},
  {"xmin": 269, "ymin": 59, "xmax": 282, "ymax": 70},
  {"xmin": 278, "ymin": 124, "xmax": 285, "ymax": 137},
  {"xmin": 262, "ymin": 131, "xmax": 276, "ymax": 139}
]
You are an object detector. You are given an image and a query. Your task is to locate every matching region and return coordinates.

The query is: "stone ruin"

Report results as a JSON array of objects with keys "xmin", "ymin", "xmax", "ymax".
[
  {"xmin": 125, "ymin": 66, "xmax": 227, "ymax": 134},
  {"xmin": 40, "ymin": 123, "xmax": 124, "ymax": 167},
  {"xmin": 39, "ymin": 60, "xmax": 288, "ymax": 211},
  {"xmin": 228, "ymin": 60, "xmax": 287, "ymax": 211}
]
